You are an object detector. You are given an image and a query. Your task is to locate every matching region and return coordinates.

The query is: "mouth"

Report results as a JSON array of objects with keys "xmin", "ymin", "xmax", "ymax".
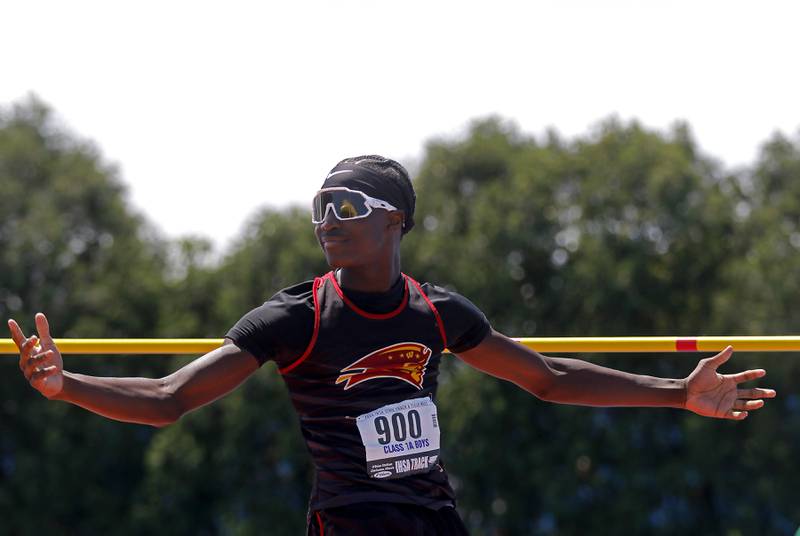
[{"xmin": 320, "ymin": 235, "xmax": 348, "ymax": 246}]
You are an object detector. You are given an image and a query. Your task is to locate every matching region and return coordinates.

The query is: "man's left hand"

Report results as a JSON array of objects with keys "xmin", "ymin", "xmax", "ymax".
[{"xmin": 685, "ymin": 346, "xmax": 776, "ymax": 420}]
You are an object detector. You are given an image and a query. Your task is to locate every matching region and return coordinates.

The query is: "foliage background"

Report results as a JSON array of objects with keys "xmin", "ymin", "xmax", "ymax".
[{"xmin": 1, "ymin": 97, "xmax": 799, "ymax": 535}]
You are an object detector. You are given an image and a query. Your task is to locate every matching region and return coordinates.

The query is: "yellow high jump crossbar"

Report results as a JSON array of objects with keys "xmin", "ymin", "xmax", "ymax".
[{"xmin": 2, "ymin": 337, "xmax": 800, "ymax": 355}]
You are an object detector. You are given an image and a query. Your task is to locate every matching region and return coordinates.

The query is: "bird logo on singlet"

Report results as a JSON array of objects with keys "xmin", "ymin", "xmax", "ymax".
[{"xmin": 335, "ymin": 342, "xmax": 432, "ymax": 390}]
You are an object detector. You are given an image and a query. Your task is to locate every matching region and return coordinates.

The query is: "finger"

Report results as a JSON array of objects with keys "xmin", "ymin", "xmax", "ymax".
[
  {"xmin": 23, "ymin": 354, "xmax": 46, "ymax": 380},
  {"xmin": 20, "ymin": 335, "xmax": 41, "ymax": 358},
  {"xmin": 27, "ymin": 361, "xmax": 58, "ymax": 381},
  {"xmin": 30, "ymin": 365, "xmax": 59, "ymax": 384},
  {"xmin": 20, "ymin": 335, "xmax": 41, "ymax": 355},
  {"xmin": 738, "ymin": 387, "xmax": 777, "ymax": 399},
  {"xmin": 706, "ymin": 346, "xmax": 733, "ymax": 368},
  {"xmin": 35, "ymin": 313, "xmax": 54, "ymax": 345},
  {"xmin": 18, "ymin": 336, "xmax": 38, "ymax": 371},
  {"xmin": 725, "ymin": 409, "xmax": 748, "ymax": 420},
  {"xmin": 31, "ymin": 348, "xmax": 55, "ymax": 361},
  {"xmin": 729, "ymin": 369, "xmax": 766, "ymax": 384},
  {"xmin": 18, "ymin": 336, "xmax": 41, "ymax": 373},
  {"xmin": 7, "ymin": 319, "xmax": 26, "ymax": 348},
  {"xmin": 24, "ymin": 360, "xmax": 44, "ymax": 381},
  {"xmin": 24, "ymin": 350, "xmax": 55, "ymax": 379},
  {"xmin": 733, "ymin": 399, "xmax": 764, "ymax": 411}
]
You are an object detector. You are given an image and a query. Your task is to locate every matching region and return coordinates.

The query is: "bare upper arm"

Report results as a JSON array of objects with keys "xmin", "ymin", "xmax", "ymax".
[
  {"xmin": 454, "ymin": 329, "xmax": 556, "ymax": 394},
  {"xmin": 164, "ymin": 339, "xmax": 260, "ymax": 417}
]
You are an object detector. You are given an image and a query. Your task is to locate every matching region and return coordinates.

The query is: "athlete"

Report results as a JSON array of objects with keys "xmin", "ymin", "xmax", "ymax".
[{"xmin": 9, "ymin": 155, "xmax": 777, "ymax": 535}]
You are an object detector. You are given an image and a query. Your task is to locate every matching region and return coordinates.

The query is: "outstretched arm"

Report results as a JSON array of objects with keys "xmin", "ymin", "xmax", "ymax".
[
  {"xmin": 456, "ymin": 329, "xmax": 776, "ymax": 420},
  {"xmin": 9, "ymin": 313, "xmax": 259, "ymax": 427}
]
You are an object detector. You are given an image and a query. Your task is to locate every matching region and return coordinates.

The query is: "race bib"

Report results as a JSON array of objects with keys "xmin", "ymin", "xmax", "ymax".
[{"xmin": 356, "ymin": 397, "xmax": 440, "ymax": 479}]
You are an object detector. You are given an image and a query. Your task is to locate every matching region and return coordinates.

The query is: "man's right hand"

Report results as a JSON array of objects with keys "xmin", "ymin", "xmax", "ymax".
[{"xmin": 8, "ymin": 313, "xmax": 64, "ymax": 398}]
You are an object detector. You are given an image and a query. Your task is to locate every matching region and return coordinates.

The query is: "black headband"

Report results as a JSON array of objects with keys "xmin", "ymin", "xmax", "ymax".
[{"xmin": 321, "ymin": 163, "xmax": 415, "ymax": 233}]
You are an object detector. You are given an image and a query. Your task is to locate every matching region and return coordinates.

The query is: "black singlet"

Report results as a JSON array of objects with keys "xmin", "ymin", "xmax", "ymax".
[{"xmin": 226, "ymin": 271, "xmax": 491, "ymax": 511}]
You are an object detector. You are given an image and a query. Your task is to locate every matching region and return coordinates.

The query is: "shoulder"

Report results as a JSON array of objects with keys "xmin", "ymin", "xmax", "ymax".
[
  {"xmin": 225, "ymin": 278, "xmax": 319, "ymax": 365},
  {"xmin": 416, "ymin": 281, "xmax": 484, "ymax": 314},
  {"xmin": 265, "ymin": 279, "xmax": 317, "ymax": 308},
  {"xmin": 238, "ymin": 279, "xmax": 316, "ymax": 323},
  {"xmin": 413, "ymin": 280, "xmax": 492, "ymax": 353}
]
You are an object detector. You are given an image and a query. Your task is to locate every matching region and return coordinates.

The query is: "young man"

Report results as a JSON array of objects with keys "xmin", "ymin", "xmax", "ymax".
[{"xmin": 9, "ymin": 155, "xmax": 776, "ymax": 535}]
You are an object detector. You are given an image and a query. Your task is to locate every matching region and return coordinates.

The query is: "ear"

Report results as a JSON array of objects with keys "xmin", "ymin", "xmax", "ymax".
[{"xmin": 386, "ymin": 210, "xmax": 405, "ymax": 232}]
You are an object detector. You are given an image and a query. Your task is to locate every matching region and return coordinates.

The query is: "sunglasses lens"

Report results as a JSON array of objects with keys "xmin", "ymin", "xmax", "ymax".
[
  {"xmin": 312, "ymin": 190, "xmax": 369, "ymax": 222},
  {"xmin": 337, "ymin": 199, "xmax": 359, "ymax": 218}
]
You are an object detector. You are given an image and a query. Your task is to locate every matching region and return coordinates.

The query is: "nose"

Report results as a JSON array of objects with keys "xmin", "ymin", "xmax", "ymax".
[{"xmin": 318, "ymin": 205, "xmax": 340, "ymax": 231}]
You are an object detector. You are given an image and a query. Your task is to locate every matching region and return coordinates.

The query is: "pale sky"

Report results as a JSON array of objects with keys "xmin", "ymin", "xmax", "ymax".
[{"xmin": 2, "ymin": 0, "xmax": 798, "ymax": 252}]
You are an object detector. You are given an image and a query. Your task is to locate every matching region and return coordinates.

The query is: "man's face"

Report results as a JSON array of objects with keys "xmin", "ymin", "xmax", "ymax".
[{"xmin": 314, "ymin": 207, "xmax": 399, "ymax": 269}]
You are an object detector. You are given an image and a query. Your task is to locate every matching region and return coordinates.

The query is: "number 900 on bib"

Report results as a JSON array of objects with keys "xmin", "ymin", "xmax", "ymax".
[{"xmin": 356, "ymin": 398, "xmax": 441, "ymax": 479}]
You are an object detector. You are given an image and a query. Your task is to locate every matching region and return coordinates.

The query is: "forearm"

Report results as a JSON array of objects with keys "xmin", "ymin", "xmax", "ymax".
[
  {"xmin": 536, "ymin": 356, "xmax": 686, "ymax": 408},
  {"xmin": 47, "ymin": 344, "xmax": 256, "ymax": 427},
  {"xmin": 53, "ymin": 372, "xmax": 180, "ymax": 427}
]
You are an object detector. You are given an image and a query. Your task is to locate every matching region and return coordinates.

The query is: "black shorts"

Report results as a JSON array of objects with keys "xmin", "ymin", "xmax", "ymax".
[{"xmin": 307, "ymin": 502, "xmax": 469, "ymax": 536}]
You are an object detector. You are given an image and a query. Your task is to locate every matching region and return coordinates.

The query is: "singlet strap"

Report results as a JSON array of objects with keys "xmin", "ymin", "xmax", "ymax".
[
  {"xmin": 406, "ymin": 275, "xmax": 448, "ymax": 350},
  {"xmin": 315, "ymin": 511, "xmax": 324, "ymax": 536},
  {"xmin": 279, "ymin": 276, "xmax": 323, "ymax": 375}
]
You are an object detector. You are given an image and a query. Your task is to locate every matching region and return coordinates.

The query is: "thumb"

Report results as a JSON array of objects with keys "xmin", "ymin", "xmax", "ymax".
[
  {"xmin": 35, "ymin": 313, "xmax": 54, "ymax": 345},
  {"xmin": 706, "ymin": 345, "xmax": 733, "ymax": 369}
]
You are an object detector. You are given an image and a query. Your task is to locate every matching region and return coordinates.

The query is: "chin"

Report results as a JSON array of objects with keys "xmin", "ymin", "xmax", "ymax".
[
  {"xmin": 320, "ymin": 242, "xmax": 357, "ymax": 268},
  {"xmin": 322, "ymin": 251, "xmax": 348, "ymax": 269},
  {"xmin": 326, "ymin": 259, "xmax": 358, "ymax": 270},
  {"xmin": 325, "ymin": 258, "xmax": 344, "ymax": 269}
]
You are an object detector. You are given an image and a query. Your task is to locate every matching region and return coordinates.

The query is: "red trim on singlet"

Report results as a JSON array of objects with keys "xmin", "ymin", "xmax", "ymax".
[
  {"xmin": 315, "ymin": 511, "xmax": 324, "ymax": 536},
  {"xmin": 279, "ymin": 277, "xmax": 323, "ymax": 375},
  {"xmin": 327, "ymin": 271, "xmax": 410, "ymax": 320},
  {"xmin": 406, "ymin": 275, "xmax": 448, "ymax": 350}
]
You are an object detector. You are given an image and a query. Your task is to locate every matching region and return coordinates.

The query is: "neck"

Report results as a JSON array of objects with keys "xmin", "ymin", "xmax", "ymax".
[{"xmin": 338, "ymin": 251, "xmax": 401, "ymax": 293}]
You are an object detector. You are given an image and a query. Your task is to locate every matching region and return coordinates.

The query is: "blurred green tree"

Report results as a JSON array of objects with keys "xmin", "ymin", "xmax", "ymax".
[
  {"xmin": 0, "ymin": 95, "xmax": 174, "ymax": 534},
  {"xmin": 404, "ymin": 117, "xmax": 799, "ymax": 534}
]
